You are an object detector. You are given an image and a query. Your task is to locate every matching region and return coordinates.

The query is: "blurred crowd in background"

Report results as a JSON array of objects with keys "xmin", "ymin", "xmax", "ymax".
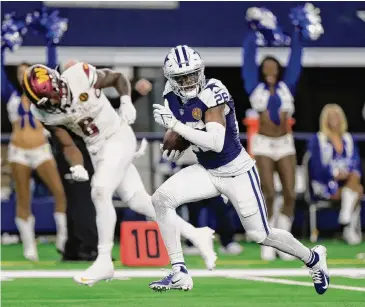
[{"xmin": 1, "ymin": 1, "xmax": 364, "ymax": 262}]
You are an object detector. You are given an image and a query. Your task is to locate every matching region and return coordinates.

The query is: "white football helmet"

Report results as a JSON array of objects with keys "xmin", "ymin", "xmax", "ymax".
[{"xmin": 163, "ymin": 45, "xmax": 205, "ymax": 99}]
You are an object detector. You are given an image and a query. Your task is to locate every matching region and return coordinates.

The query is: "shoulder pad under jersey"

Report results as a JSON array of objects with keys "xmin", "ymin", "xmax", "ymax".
[
  {"xmin": 199, "ymin": 78, "xmax": 231, "ymax": 109},
  {"xmin": 62, "ymin": 62, "xmax": 97, "ymax": 95},
  {"xmin": 162, "ymin": 81, "xmax": 173, "ymax": 97}
]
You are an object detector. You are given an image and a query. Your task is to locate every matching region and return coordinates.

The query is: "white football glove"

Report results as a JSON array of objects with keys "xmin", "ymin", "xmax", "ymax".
[
  {"xmin": 159, "ymin": 143, "xmax": 184, "ymax": 162},
  {"xmin": 69, "ymin": 165, "xmax": 89, "ymax": 182},
  {"xmin": 119, "ymin": 95, "xmax": 137, "ymax": 125},
  {"xmin": 153, "ymin": 104, "xmax": 178, "ymax": 129}
]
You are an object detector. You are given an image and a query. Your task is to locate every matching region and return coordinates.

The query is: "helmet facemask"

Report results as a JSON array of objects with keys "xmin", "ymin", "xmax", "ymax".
[
  {"xmin": 26, "ymin": 68, "xmax": 71, "ymax": 113},
  {"xmin": 51, "ymin": 72, "xmax": 71, "ymax": 112},
  {"xmin": 166, "ymin": 66, "xmax": 205, "ymax": 100}
]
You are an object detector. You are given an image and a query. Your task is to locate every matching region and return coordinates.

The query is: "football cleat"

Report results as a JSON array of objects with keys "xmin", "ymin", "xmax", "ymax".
[
  {"xmin": 308, "ymin": 245, "xmax": 330, "ymax": 295},
  {"xmin": 149, "ymin": 265, "xmax": 193, "ymax": 292},
  {"xmin": 190, "ymin": 227, "xmax": 217, "ymax": 270},
  {"xmin": 73, "ymin": 256, "xmax": 114, "ymax": 286}
]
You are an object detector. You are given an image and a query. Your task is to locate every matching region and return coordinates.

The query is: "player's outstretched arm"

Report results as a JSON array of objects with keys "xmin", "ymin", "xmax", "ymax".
[{"xmin": 94, "ymin": 69, "xmax": 131, "ymax": 97}]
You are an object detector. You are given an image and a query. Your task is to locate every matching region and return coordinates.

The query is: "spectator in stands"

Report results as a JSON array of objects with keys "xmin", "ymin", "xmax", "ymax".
[
  {"xmin": 241, "ymin": 26, "xmax": 303, "ymax": 260},
  {"xmin": 2, "ymin": 60, "xmax": 67, "ymax": 261},
  {"xmin": 308, "ymin": 104, "xmax": 363, "ymax": 245}
]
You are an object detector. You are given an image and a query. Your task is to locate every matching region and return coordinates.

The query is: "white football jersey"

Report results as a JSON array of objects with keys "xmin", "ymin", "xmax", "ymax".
[{"xmin": 31, "ymin": 62, "xmax": 121, "ymax": 151}]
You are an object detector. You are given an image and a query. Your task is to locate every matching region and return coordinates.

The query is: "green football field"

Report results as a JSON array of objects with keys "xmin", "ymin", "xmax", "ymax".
[{"xmin": 2, "ymin": 240, "xmax": 365, "ymax": 307}]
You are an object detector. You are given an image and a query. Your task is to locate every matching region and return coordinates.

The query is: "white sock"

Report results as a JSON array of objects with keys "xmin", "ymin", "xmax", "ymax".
[
  {"xmin": 15, "ymin": 216, "xmax": 37, "ymax": 254},
  {"xmin": 152, "ymin": 192, "xmax": 185, "ymax": 265},
  {"xmin": 262, "ymin": 228, "xmax": 312, "ymax": 263},
  {"xmin": 53, "ymin": 212, "xmax": 67, "ymax": 252},
  {"xmin": 277, "ymin": 213, "xmax": 293, "ymax": 232},
  {"xmin": 91, "ymin": 187, "xmax": 116, "ymax": 258},
  {"xmin": 54, "ymin": 212, "xmax": 67, "ymax": 238},
  {"xmin": 276, "ymin": 214, "xmax": 296, "ymax": 260},
  {"xmin": 344, "ymin": 206, "xmax": 361, "ymax": 233},
  {"xmin": 339, "ymin": 187, "xmax": 358, "ymax": 225}
]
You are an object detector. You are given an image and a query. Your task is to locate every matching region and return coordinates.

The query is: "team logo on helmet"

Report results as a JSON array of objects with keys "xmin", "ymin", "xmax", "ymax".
[
  {"xmin": 34, "ymin": 67, "xmax": 50, "ymax": 85},
  {"xmin": 79, "ymin": 92, "xmax": 89, "ymax": 102},
  {"xmin": 192, "ymin": 108, "xmax": 202, "ymax": 120}
]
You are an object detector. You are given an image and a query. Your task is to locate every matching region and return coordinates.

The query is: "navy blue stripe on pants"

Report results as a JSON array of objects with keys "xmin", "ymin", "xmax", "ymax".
[
  {"xmin": 252, "ymin": 166, "xmax": 269, "ymax": 220},
  {"xmin": 247, "ymin": 168, "xmax": 270, "ymax": 235}
]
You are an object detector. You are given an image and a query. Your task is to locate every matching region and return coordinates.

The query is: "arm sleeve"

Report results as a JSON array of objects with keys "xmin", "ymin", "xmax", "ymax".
[
  {"xmin": 241, "ymin": 29, "xmax": 259, "ymax": 95},
  {"xmin": 173, "ymin": 121, "xmax": 226, "ymax": 153},
  {"xmin": 283, "ymin": 29, "xmax": 303, "ymax": 94}
]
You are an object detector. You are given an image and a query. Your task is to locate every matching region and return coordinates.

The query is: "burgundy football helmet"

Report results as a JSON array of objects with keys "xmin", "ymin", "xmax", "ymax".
[{"xmin": 22, "ymin": 64, "xmax": 70, "ymax": 112}]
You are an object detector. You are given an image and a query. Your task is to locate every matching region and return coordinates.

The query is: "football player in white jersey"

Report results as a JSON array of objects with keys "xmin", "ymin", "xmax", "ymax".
[
  {"xmin": 22, "ymin": 62, "xmax": 217, "ymax": 286},
  {"xmin": 149, "ymin": 45, "xmax": 330, "ymax": 295}
]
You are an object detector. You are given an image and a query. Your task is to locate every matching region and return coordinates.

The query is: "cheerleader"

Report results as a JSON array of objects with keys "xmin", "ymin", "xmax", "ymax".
[
  {"xmin": 242, "ymin": 24, "xmax": 302, "ymax": 261},
  {"xmin": 2, "ymin": 50, "xmax": 67, "ymax": 261},
  {"xmin": 308, "ymin": 104, "xmax": 363, "ymax": 245}
]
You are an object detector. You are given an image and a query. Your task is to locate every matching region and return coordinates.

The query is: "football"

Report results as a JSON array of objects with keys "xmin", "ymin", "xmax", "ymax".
[{"xmin": 162, "ymin": 129, "xmax": 190, "ymax": 152}]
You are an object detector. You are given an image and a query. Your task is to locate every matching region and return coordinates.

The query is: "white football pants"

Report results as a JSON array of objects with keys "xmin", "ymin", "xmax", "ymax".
[
  {"xmin": 152, "ymin": 164, "xmax": 312, "ymax": 265},
  {"xmin": 88, "ymin": 122, "xmax": 198, "ymax": 257}
]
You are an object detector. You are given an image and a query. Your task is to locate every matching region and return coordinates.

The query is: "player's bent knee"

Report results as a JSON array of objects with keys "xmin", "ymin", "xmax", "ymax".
[
  {"xmin": 151, "ymin": 189, "xmax": 178, "ymax": 210},
  {"xmin": 91, "ymin": 186, "xmax": 112, "ymax": 204},
  {"xmin": 246, "ymin": 229, "xmax": 268, "ymax": 244}
]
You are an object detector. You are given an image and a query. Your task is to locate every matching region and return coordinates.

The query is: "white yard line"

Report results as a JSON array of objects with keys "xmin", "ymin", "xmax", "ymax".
[
  {"xmin": 1, "ymin": 268, "xmax": 365, "ymax": 278},
  {"xmin": 231, "ymin": 276, "xmax": 365, "ymax": 292}
]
